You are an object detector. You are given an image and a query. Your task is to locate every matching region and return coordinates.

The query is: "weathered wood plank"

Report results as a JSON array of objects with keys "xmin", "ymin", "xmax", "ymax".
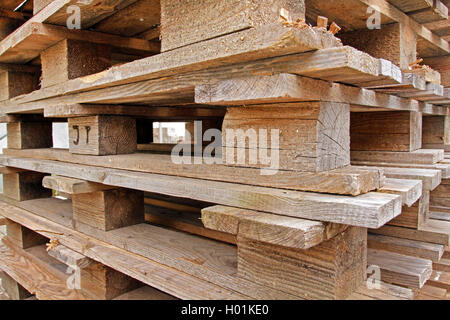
[
  {"xmin": 43, "ymin": 175, "xmax": 116, "ymax": 194},
  {"xmin": 0, "ymin": 155, "xmax": 401, "ymax": 228}
]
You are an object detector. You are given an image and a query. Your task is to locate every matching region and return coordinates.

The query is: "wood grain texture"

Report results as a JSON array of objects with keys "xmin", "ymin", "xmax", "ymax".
[
  {"xmin": 201, "ymin": 205, "xmax": 347, "ymax": 250},
  {"xmin": 0, "ymin": 271, "xmax": 31, "ymax": 300},
  {"xmin": 43, "ymin": 175, "xmax": 116, "ymax": 194},
  {"xmin": 72, "ymin": 189, "xmax": 144, "ymax": 231},
  {"xmin": 222, "ymin": 102, "xmax": 350, "ymax": 172},
  {"xmin": 370, "ymin": 224, "xmax": 450, "ymax": 246},
  {"xmin": 378, "ymin": 178, "xmax": 422, "ymax": 206},
  {"xmin": 0, "ymin": 200, "xmax": 248, "ymax": 300},
  {"xmin": 3, "ymin": 148, "xmax": 382, "ymax": 196},
  {"xmin": 0, "ymin": 155, "xmax": 402, "ymax": 228},
  {"xmin": 367, "ymin": 249, "xmax": 432, "ymax": 289},
  {"xmin": 160, "ymin": 0, "xmax": 305, "ymax": 51},
  {"xmin": 389, "ymin": 191, "xmax": 430, "ymax": 228},
  {"xmin": 0, "ymin": 71, "xmax": 39, "ymax": 101},
  {"xmin": 351, "ymin": 149, "xmax": 444, "ymax": 165},
  {"xmin": 6, "ymin": 219, "xmax": 47, "ymax": 249},
  {"xmin": 68, "ymin": 116, "xmax": 136, "ymax": 155},
  {"xmin": 238, "ymin": 227, "xmax": 367, "ymax": 300}
]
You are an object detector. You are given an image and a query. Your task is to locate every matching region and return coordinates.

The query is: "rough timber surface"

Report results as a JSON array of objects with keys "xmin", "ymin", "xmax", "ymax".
[
  {"xmin": 3, "ymin": 148, "xmax": 383, "ymax": 196},
  {"xmin": 0, "ymin": 155, "xmax": 402, "ymax": 228}
]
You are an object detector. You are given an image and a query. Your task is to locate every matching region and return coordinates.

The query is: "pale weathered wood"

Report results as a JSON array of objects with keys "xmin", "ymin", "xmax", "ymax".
[
  {"xmin": 389, "ymin": 191, "xmax": 430, "ymax": 228},
  {"xmin": 222, "ymin": 102, "xmax": 350, "ymax": 172},
  {"xmin": 378, "ymin": 178, "xmax": 422, "ymax": 206},
  {"xmin": 201, "ymin": 206, "xmax": 347, "ymax": 249},
  {"xmin": 160, "ymin": 0, "xmax": 306, "ymax": 51},
  {"xmin": 3, "ymin": 148, "xmax": 384, "ymax": 196},
  {"xmin": 47, "ymin": 244, "xmax": 91, "ymax": 268},
  {"xmin": 238, "ymin": 227, "xmax": 367, "ymax": 300},
  {"xmin": 43, "ymin": 175, "xmax": 115, "ymax": 195},
  {"xmin": 371, "ymin": 224, "xmax": 450, "ymax": 246},
  {"xmin": 68, "ymin": 116, "xmax": 136, "ymax": 155},
  {"xmin": 0, "ymin": 155, "xmax": 402, "ymax": 228},
  {"xmin": 367, "ymin": 249, "xmax": 432, "ymax": 289},
  {"xmin": 368, "ymin": 233, "xmax": 444, "ymax": 262}
]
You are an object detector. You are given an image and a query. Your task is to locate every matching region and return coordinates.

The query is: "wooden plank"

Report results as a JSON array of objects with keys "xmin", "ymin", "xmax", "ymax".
[
  {"xmin": 0, "ymin": 238, "xmax": 92, "ymax": 300},
  {"xmin": 195, "ymin": 73, "xmax": 447, "ymax": 115},
  {"xmin": 0, "ymin": 155, "xmax": 402, "ymax": 228},
  {"xmin": 42, "ymin": 175, "xmax": 116, "ymax": 194},
  {"xmin": 434, "ymin": 258, "xmax": 450, "ymax": 272},
  {"xmin": 368, "ymin": 233, "xmax": 444, "ymax": 262},
  {"xmin": 378, "ymin": 178, "xmax": 422, "ymax": 206},
  {"xmin": 422, "ymin": 115, "xmax": 450, "ymax": 149},
  {"xmin": 0, "ymin": 71, "xmax": 39, "ymax": 101},
  {"xmin": 160, "ymin": 0, "xmax": 305, "ymax": 51},
  {"xmin": 427, "ymin": 270, "xmax": 450, "ymax": 291},
  {"xmin": 367, "ymin": 249, "xmax": 432, "ymax": 288},
  {"xmin": 3, "ymin": 148, "xmax": 384, "ymax": 196},
  {"xmin": 348, "ymin": 282, "xmax": 414, "ymax": 300},
  {"xmin": 5, "ymin": 219, "xmax": 47, "ymax": 249},
  {"xmin": 0, "ymin": 23, "xmax": 340, "ymax": 109},
  {"xmin": 0, "ymin": 22, "xmax": 157, "ymax": 64},
  {"xmin": 0, "ymin": 199, "xmax": 289, "ymax": 300},
  {"xmin": 201, "ymin": 206, "xmax": 348, "ymax": 250},
  {"xmin": 44, "ymin": 104, "xmax": 226, "ymax": 119},
  {"xmin": 351, "ymin": 149, "xmax": 445, "ymax": 165},
  {"xmin": 47, "ymin": 244, "xmax": 91, "ymax": 268},
  {"xmin": 237, "ymin": 227, "xmax": 367, "ymax": 300},
  {"xmin": 370, "ymin": 224, "xmax": 450, "ymax": 245}
]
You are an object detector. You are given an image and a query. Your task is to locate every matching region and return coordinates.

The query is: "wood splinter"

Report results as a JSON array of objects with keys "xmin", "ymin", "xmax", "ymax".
[{"xmin": 330, "ymin": 22, "xmax": 341, "ymax": 35}]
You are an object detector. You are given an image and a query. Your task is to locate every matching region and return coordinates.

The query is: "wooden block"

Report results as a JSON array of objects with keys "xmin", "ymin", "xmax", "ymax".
[
  {"xmin": 427, "ymin": 271, "xmax": 450, "ymax": 291},
  {"xmin": 68, "ymin": 116, "xmax": 136, "ymax": 155},
  {"xmin": 222, "ymin": 102, "xmax": 350, "ymax": 172},
  {"xmin": 160, "ymin": 0, "xmax": 306, "ymax": 51},
  {"xmin": 367, "ymin": 249, "xmax": 432, "ymax": 289},
  {"xmin": 0, "ymin": 71, "xmax": 39, "ymax": 101},
  {"xmin": 340, "ymin": 23, "xmax": 417, "ymax": 70},
  {"xmin": 201, "ymin": 205, "xmax": 347, "ymax": 250},
  {"xmin": 41, "ymin": 39, "xmax": 112, "ymax": 88},
  {"xmin": 368, "ymin": 233, "xmax": 444, "ymax": 262},
  {"xmin": 0, "ymin": 271, "xmax": 32, "ymax": 300},
  {"xmin": 377, "ymin": 167, "xmax": 441, "ymax": 192},
  {"xmin": 43, "ymin": 175, "xmax": 116, "ymax": 195},
  {"xmin": 6, "ymin": 219, "xmax": 47, "ymax": 249},
  {"xmin": 3, "ymin": 171, "xmax": 52, "ymax": 201},
  {"xmin": 351, "ymin": 111, "xmax": 422, "ymax": 152},
  {"xmin": 422, "ymin": 115, "xmax": 450, "ymax": 149},
  {"xmin": 389, "ymin": 191, "xmax": 430, "ymax": 229},
  {"xmin": 237, "ymin": 226, "xmax": 367, "ymax": 300},
  {"xmin": 72, "ymin": 189, "xmax": 144, "ymax": 231},
  {"xmin": 7, "ymin": 122, "xmax": 52, "ymax": 149},
  {"xmin": 433, "ymin": 258, "xmax": 450, "ymax": 273},
  {"xmin": 80, "ymin": 261, "xmax": 140, "ymax": 300},
  {"xmin": 430, "ymin": 183, "xmax": 450, "ymax": 208},
  {"xmin": 0, "ymin": 166, "xmax": 27, "ymax": 175}
]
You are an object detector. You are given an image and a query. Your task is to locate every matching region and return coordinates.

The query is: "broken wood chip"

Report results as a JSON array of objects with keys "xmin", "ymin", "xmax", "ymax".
[
  {"xmin": 279, "ymin": 8, "xmax": 291, "ymax": 22},
  {"xmin": 46, "ymin": 239, "xmax": 60, "ymax": 252},
  {"xmin": 330, "ymin": 22, "xmax": 341, "ymax": 35}
]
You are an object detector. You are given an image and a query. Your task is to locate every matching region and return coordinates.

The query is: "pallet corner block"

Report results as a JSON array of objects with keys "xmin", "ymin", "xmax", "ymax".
[{"xmin": 68, "ymin": 115, "xmax": 137, "ymax": 155}]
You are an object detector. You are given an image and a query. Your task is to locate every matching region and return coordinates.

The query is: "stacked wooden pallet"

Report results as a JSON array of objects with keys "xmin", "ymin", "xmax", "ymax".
[{"xmin": 0, "ymin": 0, "xmax": 448, "ymax": 300}]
